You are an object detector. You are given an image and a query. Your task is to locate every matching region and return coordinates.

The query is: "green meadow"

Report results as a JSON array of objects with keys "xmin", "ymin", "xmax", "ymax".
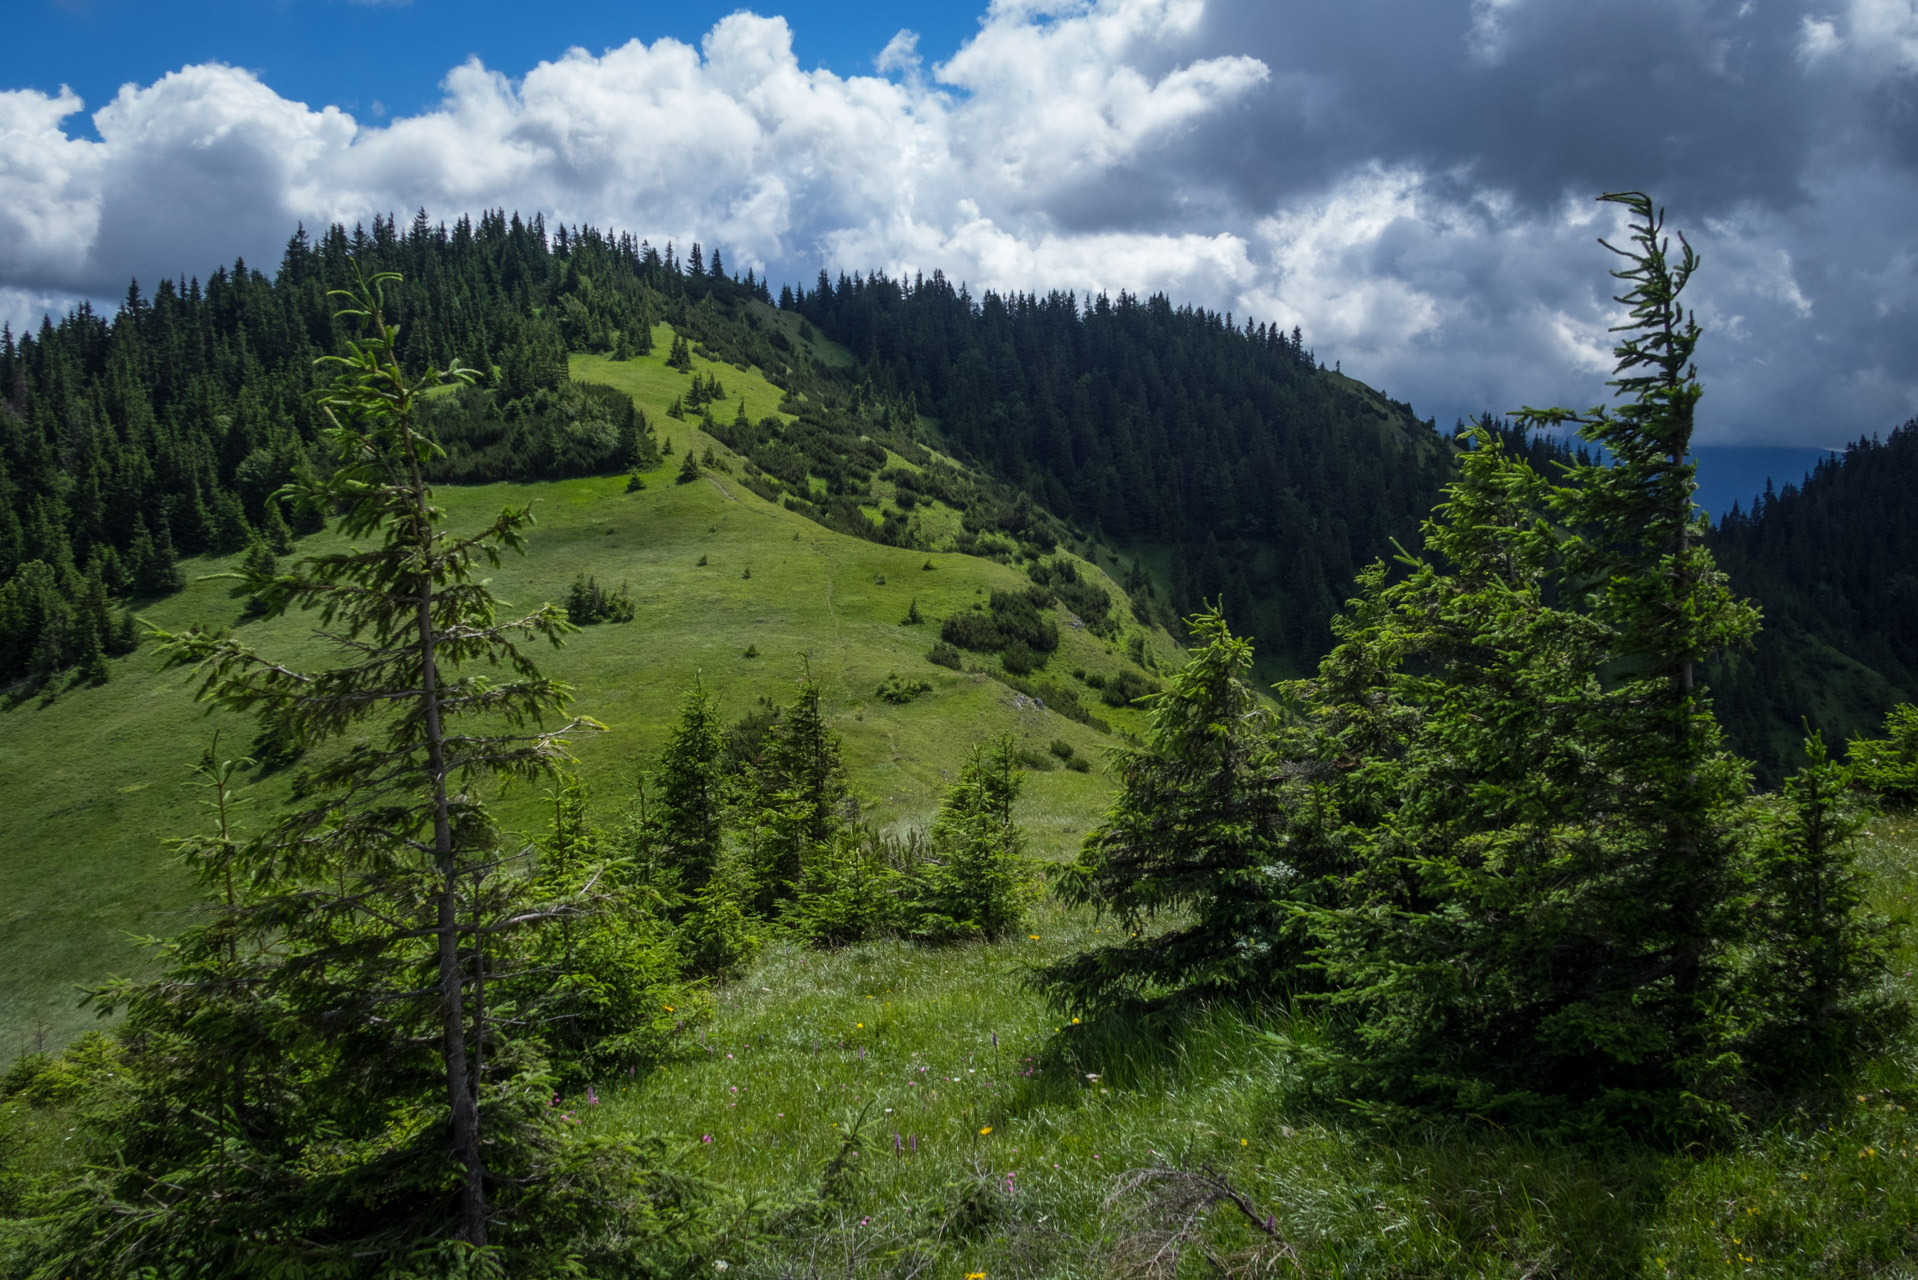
[{"xmin": 0, "ymin": 325, "xmax": 1169, "ymax": 1062}]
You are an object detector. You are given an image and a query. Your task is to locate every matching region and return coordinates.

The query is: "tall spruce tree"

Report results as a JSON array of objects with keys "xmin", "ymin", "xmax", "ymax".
[
  {"xmin": 131, "ymin": 270, "xmax": 604, "ymax": 1255},
  {"xmin": 747, "ymin": 674, "xmax": 851, "ymax": 911},
  {"xmin": 655, "ymin": 675, "xmax": 727, "ymax": 894},
  {"xmin": 1298, "ymin": 194, "xmax": 1765, "ymax": 1135}
]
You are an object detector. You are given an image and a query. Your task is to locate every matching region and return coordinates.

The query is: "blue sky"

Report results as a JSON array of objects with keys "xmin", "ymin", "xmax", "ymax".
[
  {"xmin": 3, "ymin": 0, "xmax": 1916, "ymax": 492},
  {"xmin": 4, "ymin": 1, "xmax": 984, "ymax": 132}
]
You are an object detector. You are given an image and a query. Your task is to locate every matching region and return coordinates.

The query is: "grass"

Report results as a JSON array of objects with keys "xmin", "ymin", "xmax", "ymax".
[
  {"xmin": 553, "ymin": 817, "xmax": 1918, "ymax": 1278},
  {"xmin": 0, "ymin": 322, "xmax": 1170, "ymax": 1063}
]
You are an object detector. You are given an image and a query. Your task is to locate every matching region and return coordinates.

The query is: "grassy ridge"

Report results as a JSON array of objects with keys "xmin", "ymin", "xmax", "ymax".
[{"xmin": 0, "ymin": 326, "xmax": 1176, "ymax": 1062}]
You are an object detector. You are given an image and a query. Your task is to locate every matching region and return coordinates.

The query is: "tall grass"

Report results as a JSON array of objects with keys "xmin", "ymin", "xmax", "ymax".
[{"xmin": 574, "ymin": 849, "xmax": 1918, "ymax": 1279}]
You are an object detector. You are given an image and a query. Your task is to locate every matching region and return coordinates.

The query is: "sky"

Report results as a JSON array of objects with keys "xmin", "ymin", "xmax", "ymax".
[{"xmin": 4, "ymin": 0, "xmax": 1916, "ymax": 478}]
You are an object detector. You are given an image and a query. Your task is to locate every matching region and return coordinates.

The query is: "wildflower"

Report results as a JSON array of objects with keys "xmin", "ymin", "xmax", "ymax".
[
  {"xmin": 587, "ymin": 1087, "xmax": 600, "ymax": 1106},
  {"xmin": 702, "ymin": 1134, "xmax": 713, "ymax": 1143},
  {"xmin": 1086, "ymin": 1073, "xmax": 1099, "ymax": 1081},
  {"xmin": 857, "ymin": 1022, "xmax": 864, "ymax": 1028},
  {"xmin": 714, "ymin": 1262, "xmax": 729, "ymax": 1273},
  {"xmin": 980, "ymin": 1126, "xmax": 993, "ymax": 1135},
  {"xmin": 1029, "ymin": 935, "xmax": 1040, "ymax": 940},
  {"xmin": 1072, "ymin": 1017, "xmax": 1080, "ymax": 1025},
  {"xmin": 665, "ymin": 1004, "xmax": 675, "ymax": 1012},
  {"xmin": 1241, "ymin": 1138, "xmax": 1248, "ymax": 1146},
  {"xmin": 966, "ymin": 1273, "xmax": 987, "ymax": 1279}
]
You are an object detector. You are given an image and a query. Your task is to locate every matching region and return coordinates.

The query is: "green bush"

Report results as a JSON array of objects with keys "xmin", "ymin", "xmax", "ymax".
[
  {"xmin": 877, "ymin": 672, "xmax": 933, "ymax": 704},
  {"xmin": 1100, "ymin": 667, "xmax": 1158, "ymax": 707}
]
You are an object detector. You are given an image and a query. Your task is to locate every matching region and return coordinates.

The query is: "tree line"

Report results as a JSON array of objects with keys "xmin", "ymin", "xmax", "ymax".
[
  {"xmin": 0, "ymin": 209, "xmax": 772, "ymax": 692},
  {"xmin": 1707, "ymin": 424, "xmax": 1918, "ymax": 781}
]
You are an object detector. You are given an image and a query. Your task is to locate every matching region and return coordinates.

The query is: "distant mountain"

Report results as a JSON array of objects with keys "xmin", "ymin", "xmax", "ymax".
[{"xmin": 1708, "ymin": 422, "xmax": 1918, "ymax": 781}]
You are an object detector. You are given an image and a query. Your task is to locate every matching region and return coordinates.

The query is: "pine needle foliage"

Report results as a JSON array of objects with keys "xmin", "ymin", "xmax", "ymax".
[
  {"xmin": 111, "ymin": 269, "xmax": 614, "ymax": 1261},
  {"xmin": 747, "ymin": 675, "xmax": 851, "ymax": 912},
  {"xmin": 1041, "ymin": 607, "xmax": 1297, "ymax": 1014},
  {"xmin": 655, "ymin": 675, "xmax": 728, "ymax": 894},
  {"xmin": 1739, "ymin": 734, "xmax": 1904, "ymax": 1085},
  {"xmin": 1295, "ymin": 194, "xmax": 1774, "ymax": 1138},
  {"xmin": 908, "ymin": 735, "xmax": 1033, "ymax": 942},
  {"xmin": 1848, "ymin": 703, "xmax": 1918, "ymax": 805}
]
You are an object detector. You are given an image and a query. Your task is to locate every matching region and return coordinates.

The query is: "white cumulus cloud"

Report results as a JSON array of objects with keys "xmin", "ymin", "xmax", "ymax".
[{"xmin": 1, "ymin": 0, "xmax": 1916, "ymax": 445}]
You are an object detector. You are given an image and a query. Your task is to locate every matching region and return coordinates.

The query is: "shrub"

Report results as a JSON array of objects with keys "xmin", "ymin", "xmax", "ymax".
[
  {"xmin": 1014, "ymin": 745, "xmax": 1056, "ymax": 772},
  {"xmin": 564, "ymin": 574, "xmax": 635, "ymax": 625},
  {"xmin": 877, "ymin": 672, "xmax": 933, "ymax": 704},
  {"xmin": 1001, "ymin": 639, "xmax": 1043, "ymax": 675},
  {"xmin": 1100, "ymin": 667, "xmax": 1158, "ymax": 707},
  {"xmin": 927, "ymin": 641, "xmax": 964, "ymax": 670}
]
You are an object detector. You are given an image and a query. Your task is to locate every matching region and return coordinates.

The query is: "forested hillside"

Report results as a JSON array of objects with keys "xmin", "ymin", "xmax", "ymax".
[
  {"xmin": 0, "ymin": 210, "xmax": 1459, "ymax": 692},
  {"xmin": 1709, "ymin": 420, "xmax": 1918, "ymax": 780},
  {"xmin": 791, "ymin": 272, "xmax": 1453, "ymax": 667},
  {"xmin": 5, "ymin": 200, "xmax": 1909, "ymax": 779}
]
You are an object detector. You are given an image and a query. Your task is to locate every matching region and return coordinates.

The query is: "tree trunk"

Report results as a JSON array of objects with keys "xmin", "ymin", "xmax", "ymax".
[{"xmin": 408, "ymin": 434, "xmax": 488, "ymax": 1246}]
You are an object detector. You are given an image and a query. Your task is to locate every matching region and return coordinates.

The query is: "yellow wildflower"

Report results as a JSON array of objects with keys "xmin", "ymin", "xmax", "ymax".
[{"xmin": 979, "ymin": 1126, "xmax": 993, "ymax": 1135}]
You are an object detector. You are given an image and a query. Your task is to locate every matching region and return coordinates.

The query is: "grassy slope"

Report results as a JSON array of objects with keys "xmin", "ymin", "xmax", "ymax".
[
  {"xmin": 581, "ymin": 817, "xmax": 1918, "ymax": 1279},
  {"xmin": 0, "ymin": 325, "xmax": 1174, "ymax": 1062}
]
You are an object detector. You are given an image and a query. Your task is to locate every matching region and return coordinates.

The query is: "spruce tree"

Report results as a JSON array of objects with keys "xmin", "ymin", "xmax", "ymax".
[
  {"xmin": 747, "ymin": 675, "xmax": 850, "ymax": 911},
  {"xmin": 908, "ymin": 735, "xmax": 1031, "ymax": 941},
  {"xmin": 523, "ymin": 774, "xmax": 692, "ymax": 1084},
  {"xmin": 1740, "ymin": 733, "xmax": 1903, "ymax": 1082},
  {"xmin": 1042, "ymin": 607, "xmax": 1296, "ymax": 1013},
  {"xmin": 1298, "ymin": 194, "xmax": 1767, "ymax": 1135},
  {"xmin": 655, "ymin": 675, "xmax": 727, "ymax": 893},
  {"xmin": 261, "ymin": 497, "xmax": 296, "ymax": 554},
  {"xmin": 1848, "ymin": 704, "xmax": 1918, "ymax": 804},
  {"xmin": 137, "ymin": 270, "xmax": 602, "ymax": 1253}
]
